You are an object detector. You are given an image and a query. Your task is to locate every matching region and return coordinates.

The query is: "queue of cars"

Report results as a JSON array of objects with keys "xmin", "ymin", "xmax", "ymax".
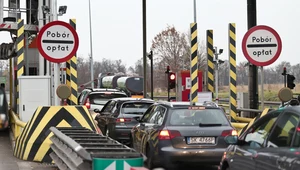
[{"xmin": 79, "ymin": 87, "xmax": 300, "ymax": 170}]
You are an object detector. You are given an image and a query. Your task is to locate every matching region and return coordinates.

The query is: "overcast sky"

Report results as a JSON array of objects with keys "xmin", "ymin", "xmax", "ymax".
[{"xmin": 1, "ymin": 0, "xmax": 299, "ymax": 69}]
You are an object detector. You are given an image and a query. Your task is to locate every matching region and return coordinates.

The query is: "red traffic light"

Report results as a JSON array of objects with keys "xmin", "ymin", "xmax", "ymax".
[{"xmin": 169, "ymin": 73, "xmax": 176, "ymax": 80}]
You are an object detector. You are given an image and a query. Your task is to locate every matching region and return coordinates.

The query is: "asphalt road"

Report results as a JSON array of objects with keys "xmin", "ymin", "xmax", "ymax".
[{"xmin": 152, "ymin": 165, "xmax": 218, "ymax": 170}]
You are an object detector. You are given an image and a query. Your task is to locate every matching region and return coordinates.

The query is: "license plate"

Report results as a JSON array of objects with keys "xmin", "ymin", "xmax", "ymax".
[{"xmin": 187, "ymin": 137, "xmax": 215, "ymax": 144}]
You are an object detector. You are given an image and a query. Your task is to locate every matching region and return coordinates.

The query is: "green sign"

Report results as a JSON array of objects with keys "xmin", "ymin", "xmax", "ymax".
[{"xmin": 93, "ymin": 157, "xmax": 143, "ymax": 170}]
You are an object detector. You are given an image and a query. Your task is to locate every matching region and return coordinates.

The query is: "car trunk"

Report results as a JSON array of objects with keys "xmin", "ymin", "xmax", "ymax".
[
  {"xmin": 166, "ymin": 125, "xmax": 233, "ymax": 149},
  {"xmin": 117, "ymin": 113, "xmax": 142, "ymax": 127}
]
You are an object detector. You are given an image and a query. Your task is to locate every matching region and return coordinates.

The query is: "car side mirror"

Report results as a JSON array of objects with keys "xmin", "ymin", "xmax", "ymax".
[
  {"xmin": 94, "ymin": 109, "xmax": 101, "ymax": 113},
  {"xmin": 132, "ymin": 116, "xmax": 141, "ymax": 122},
  {"xmin": 224, "ymin": 135, "xmax": 238, "ymax": 145}
]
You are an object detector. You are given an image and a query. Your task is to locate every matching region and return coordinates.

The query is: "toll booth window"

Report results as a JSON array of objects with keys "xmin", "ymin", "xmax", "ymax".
[{"xmin": 267, "ymin": 112, "xmax": 299, "ymax": 147}]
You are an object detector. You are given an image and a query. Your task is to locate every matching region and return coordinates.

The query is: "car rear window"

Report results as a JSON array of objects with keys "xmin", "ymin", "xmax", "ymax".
[
  {"xmin": 89, "ymin": 93, "xmax": 127, "ymax": 105},
  {"xmin": 121, "ymin": 102, "xmax": 152, "ymax": 115},
  {"xmin": 169, "ymin": 108, "xmax": 229, "ymax": 126}
]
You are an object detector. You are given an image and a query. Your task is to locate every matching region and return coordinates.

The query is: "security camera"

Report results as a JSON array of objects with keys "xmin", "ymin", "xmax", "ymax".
[
  {"xmin": 42, "ymin": 6, "xmax": 50, "ymax": 14},
  {"xmin": 58, "ymin": 6, "xmax": 67, "ymax": 15}
]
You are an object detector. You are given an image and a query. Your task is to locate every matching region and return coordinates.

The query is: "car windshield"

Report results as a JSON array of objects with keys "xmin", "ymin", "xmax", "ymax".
[
  {"xmin": 121, "ymin": 102, "xmax": 152, "ymax": 115},
  {"xmin": 89, "ymin": 93, "xmax": 127, "ymax": 105},
  {"xmin": 169, "ymin": 108, "xmax": 229, "ymax": 126}
]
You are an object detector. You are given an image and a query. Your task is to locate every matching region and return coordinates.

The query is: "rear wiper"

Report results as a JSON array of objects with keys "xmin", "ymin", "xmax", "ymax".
[{"xmin": 199, "ymin": 123, "xmax": 222, "ymax": 127}]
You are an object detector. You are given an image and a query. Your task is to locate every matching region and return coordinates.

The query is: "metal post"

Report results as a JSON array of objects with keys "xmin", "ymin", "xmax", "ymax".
[
  {"xmin": 214, "ymin": 47, "xmax": 219, "ymax": 104},
  {"xmin": 167, "ymin": 72, "xmax": 170, "ymax": 101},
  {"xmin": 193, "ymin": 0, "xmax": 197, "ymax": 22},
  {"xmin": 25, "ymin": 33, "xmax": 29, "ymax": 75},
  {"xmin": 0, "ymin": 0, "xmax": 3, "ymax": 23},
  {"xmin": 261, "ymin": 66, "xmax": 264, "ymax": 109},
  {"xmin": 89, "ymin": 0, "xmax": 94, "ymax": 88},
  {"xmin": 9, "ymin": 58, "xmax": 13, "ymax": 110},
  {"xmin": 142, "ymin": 0, "xmax": 147, "ymax": 98},
  {"xmin": 38, "ymin": 0, "xmax": 44, "ymax": 75},
  {"xmin": 150, "ymin": 51, "xmax": 153, "ymax": 99},
  {"xmin": 247, "ymin": 0, "xmax": 259, "ymax": 116},
  {"xmin": 52, "ymin": 0, "xmax": 60, "ymax": 105}
]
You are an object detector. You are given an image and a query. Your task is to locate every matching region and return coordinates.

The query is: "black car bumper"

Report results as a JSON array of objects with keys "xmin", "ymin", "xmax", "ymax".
[
  {"xmin": 157, "ymin": 146, "xmax": 226, "ymax": 166},
  {"xmin": 111, "ymin": 125, "xmax": 133, "ymax": 144}
]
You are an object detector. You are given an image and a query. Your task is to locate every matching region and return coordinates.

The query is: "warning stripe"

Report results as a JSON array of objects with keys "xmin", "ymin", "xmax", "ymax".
[
  {"xmin": 14, "ymin": 106, "xmax": 97, "ymax": 163},
  {"xmin": 16, "ymin": 19, "xmax": 24, "ymax": 112},
  {"xmin": 206, "ymin": 30, "xmax": 214, "ymax": 93},
  {"xmin": 190, "ymin": 23, "xmax": 198, "ymax": 103},
  {"xmin": 66, "ymin": 19, "xmax": 78, "ymax": 105},
  {"xmin": 229, "ymin": 23, "xmax": 237, "ymax": 121}
]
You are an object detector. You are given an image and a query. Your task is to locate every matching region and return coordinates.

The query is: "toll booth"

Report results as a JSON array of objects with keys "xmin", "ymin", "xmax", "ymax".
[{"xmin": 176, "ymin": 70, "xmax": 203, "ymax": 101}]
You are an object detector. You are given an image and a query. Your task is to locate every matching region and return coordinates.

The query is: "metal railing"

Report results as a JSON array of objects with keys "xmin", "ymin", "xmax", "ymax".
[
  {"xmin": 50, "ymin": 127, "xmax": 146, "ymax": 170},
  {"xmin": 9, "ymin": 109, "xmax": 26, "ymax": 139}
]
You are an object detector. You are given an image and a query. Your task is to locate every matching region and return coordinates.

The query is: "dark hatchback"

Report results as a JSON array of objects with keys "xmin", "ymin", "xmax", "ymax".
[
  {"xmin": 94, "ymin": 97, "xmax": 154, "ymax": 145},
  {"xmin": 131, "ymin": 101, "xmax": 237, "ymax": 169},
  {"xmin": 219, "ymin": 105, "xmax": 300, "ymax": 170}
]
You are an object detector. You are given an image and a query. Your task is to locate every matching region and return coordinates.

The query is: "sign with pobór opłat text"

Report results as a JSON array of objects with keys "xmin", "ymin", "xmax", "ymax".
[
  {"xmin": 242, "ymin": 25, "xmax": 282, "ymax": 67},
  {"xmin": 37, "ymin": 21, "xmax": 79, "ymax": 63}
]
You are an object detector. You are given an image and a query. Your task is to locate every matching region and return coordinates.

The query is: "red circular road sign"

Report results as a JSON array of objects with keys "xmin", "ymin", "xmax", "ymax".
[
  {"xmin": 37, "ymin": 21, "xmax": 79, "ymax": 63},
  {"xmin": 242, "ymin": 25, "xmax": 282, "ymax": 67}
]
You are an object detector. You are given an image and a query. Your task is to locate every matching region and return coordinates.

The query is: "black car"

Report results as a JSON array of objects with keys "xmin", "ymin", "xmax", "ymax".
[
  {"xmin": 131, "ymin": 101, "xmax": 236, "ymax": 170},
  {"xmin": 219, "ymin": 105, "xmax": 300, "ymax": 170},
  {"xmin": 94, "ymin": 97, "xmax": 155, "ymax": 145}
]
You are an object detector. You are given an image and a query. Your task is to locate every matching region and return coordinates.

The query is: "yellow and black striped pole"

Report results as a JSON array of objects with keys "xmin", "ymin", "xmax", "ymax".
[
  {"xmin": 229, "ymin": 23, "xmax": 237, "ymax": 122},
  {"xmin": 190, "ymin": 23, "xmax": 198, "ymax": 103},
  {"xmin": 66, "ymin": 19, "xmax": 78, "ymax": 105},
  {"xmin": 16, "ymin": 19, "xmax": 25, "ymax": 113},
  {"xmin": 206, "ymin": 30, "xmax": 214, "ymax": 94}
]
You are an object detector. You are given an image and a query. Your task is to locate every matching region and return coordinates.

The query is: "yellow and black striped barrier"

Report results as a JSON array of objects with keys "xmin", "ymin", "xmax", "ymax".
[
  {"xmin": 14, "ymin": 106, "xmax": 97, "ymax": 163},
  {"xmin": 190, "ymin": 23, "xmax": 198, "ymax": 103},
  {"xmin": 66, "ymin": 19, "xmax": 78, "ymax": 105},
  {"xmin": 16, "ymin": 19, "xmax": 25, "ymax": 112},
  {"xmin": 229, "ymin": 23, "xmax": 237, "ymax": 122},
  {"xmin": 206, "ymin": 30, "xmax": 214, "ymax": 94}
]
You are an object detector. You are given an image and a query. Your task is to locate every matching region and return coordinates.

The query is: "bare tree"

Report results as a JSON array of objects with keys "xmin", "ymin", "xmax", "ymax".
[{"xmin": 151, "ymin": 26, "xmax": 206, "ymax": 89}]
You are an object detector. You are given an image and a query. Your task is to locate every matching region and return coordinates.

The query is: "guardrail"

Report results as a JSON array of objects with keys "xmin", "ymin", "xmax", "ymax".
[
  {"xmin": 50, "ymin": 127, "xmax": 147, "ymax": 170},
  {"xmin": 153, "ymin": 96, "xmax": 281, "ymax": 106},
  {"xmin": 9, "ymin": 109, "xmax": 26, "ymax": 139}
]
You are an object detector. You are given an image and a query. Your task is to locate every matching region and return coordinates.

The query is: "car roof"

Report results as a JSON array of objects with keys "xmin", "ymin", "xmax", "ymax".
[
  {"xmin": 279, "ymin": 105, "xmax": 300, "ymax": 115},
  {"xmin": 155, "ymin": 101, "xmax": 220, "ymax": 108},
  {"xmin": 112, "ymin": 97, "xmax": 154, "ymax": 102},
  {"xmin": 86, "ymin": 88, "xmax": 124, "ymax": 92}
]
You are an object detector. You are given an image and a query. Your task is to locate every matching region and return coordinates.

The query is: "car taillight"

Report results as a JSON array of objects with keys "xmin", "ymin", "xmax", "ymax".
[
  {"xmin": 116, "ymin": 118, "xmax": 132, "ymax": 122},
  {"xmin": 158, "ymin": 129, "xmax": 181, "ymax": 140},
  {"xmin": 221, "ymin": 129, "xmax": 238, "ymax": 137},
  {"xmin": 84, "ymin": 98, "xmax": 91, "ymax": 109}
]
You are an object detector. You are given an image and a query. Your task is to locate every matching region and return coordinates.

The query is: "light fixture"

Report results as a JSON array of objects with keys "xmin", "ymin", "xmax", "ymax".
[{"xmin": 58, "ymin": 6, "xmax": 67, "ymax": 15}]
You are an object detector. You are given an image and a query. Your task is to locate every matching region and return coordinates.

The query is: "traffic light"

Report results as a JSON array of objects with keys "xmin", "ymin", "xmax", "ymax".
[
  {"xmin": 168, "ymin": 72, "xmax": 176, "ymax": 89},
  {"xmin": 0, "ymin": 42, "xmax": 16, "ymax": 60},
  {"xmin": 287, "ymin": 74, "xmax": 296, "ymax": 89}
]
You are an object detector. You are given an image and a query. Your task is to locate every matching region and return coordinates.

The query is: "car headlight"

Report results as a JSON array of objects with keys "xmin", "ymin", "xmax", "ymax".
[{"xmin": 0, "ymin": 114, "xmax": 6, "ymax": 121}]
